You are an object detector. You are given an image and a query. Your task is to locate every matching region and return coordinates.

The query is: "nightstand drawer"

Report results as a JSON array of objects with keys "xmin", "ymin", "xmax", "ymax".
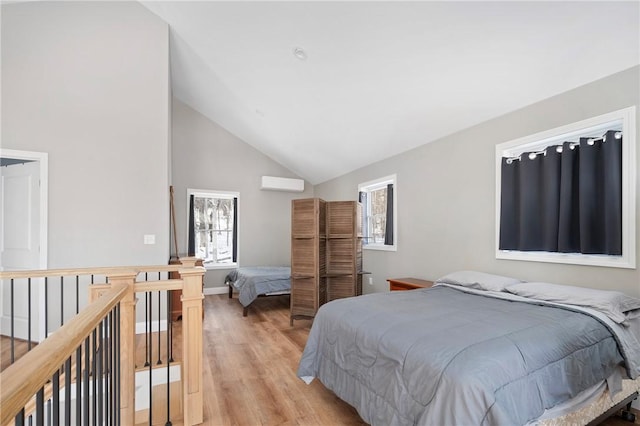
[{"xmin": 387, "ymin": 278, "xmax": 434, "ymax": 291}]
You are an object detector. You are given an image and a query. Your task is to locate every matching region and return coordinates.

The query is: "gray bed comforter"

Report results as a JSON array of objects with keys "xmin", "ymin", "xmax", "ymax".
[
  {"xmin": 297, "ymin": 285, "xmax": 632, "ymax": 426},
  {"xmin": 225, "ymin": 266, "xmax": 291, "ymax": 307}
]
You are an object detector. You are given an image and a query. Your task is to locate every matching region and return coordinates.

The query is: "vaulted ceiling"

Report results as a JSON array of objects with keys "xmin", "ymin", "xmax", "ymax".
[{"xmin": 142, "ymin": 1, "xmax": 639, "ymax": 184}]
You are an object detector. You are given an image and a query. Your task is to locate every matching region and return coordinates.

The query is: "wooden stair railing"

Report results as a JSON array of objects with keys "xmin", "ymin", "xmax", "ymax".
[
  {"xmin": 0, "ymin": 284, "xmax": 128, "ymax": 425},
  {"xmin": 0, "ymin": 261, "xmax": 205, "ymax": 426}
]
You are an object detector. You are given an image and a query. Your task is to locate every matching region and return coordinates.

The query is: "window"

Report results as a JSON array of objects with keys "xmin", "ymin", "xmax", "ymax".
[
  {"xmin": 495, "ymin": 106, "xmax": 636, "ymax": 268},
  {"xmin": 187, "ymin": 189, "xmax": 238, "ymax": 269},
  {"xmin": 358, "ymin": 174, "xmax": 397, "ymax": 251}
]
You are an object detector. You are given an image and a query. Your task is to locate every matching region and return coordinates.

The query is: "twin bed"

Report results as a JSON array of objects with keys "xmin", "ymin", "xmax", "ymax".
[
  {"xmin": 225, "ymin": 266, "xmax": 291, "ymax": 316},
  {"xmin": 298, "ymin": 271, "xmax": 640, "ymax": 425}
]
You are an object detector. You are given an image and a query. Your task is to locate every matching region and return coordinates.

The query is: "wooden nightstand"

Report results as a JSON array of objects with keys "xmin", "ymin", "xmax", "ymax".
[{"xmin": 387, "ymin": 277, "xmax": 434, "ymax": 291}]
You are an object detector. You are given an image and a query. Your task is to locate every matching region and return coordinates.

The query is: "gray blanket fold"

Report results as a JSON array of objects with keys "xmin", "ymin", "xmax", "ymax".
[{"xmin": 298, "ymin": 286, "xmax": 631, "ymax": 425}]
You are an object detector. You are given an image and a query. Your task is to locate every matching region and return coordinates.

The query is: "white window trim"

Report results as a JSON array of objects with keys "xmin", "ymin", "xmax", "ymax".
[
  {"xmin": 494, "ymin": 106, "xmax": 636, "ymax": 269},
  {"xmin": 358, "ymin": 174, "xmax": 398, "ymax": 252},
  {"xmin": 186, "ymin": 188, "xmax": 240, "ymax": 270}
]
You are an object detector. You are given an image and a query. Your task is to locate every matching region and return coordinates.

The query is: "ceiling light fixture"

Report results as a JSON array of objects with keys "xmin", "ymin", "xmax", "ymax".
[{"xmin": 293, "ymin": 47, "xmax": 307, "ymax": 61}]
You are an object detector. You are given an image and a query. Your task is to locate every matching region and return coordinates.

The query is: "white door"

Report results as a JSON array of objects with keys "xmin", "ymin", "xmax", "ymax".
[
  {"xmin": 0, "ymin": 158, "xmax": 44, "ymax": 341},
  {"xmin": 1, "ymin": 161, "xmax": 40, "ymax": 269}
]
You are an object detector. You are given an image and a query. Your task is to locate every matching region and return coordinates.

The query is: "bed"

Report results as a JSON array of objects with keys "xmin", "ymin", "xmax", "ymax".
[
  {"xmin": 298, "ymin": 271, "xmax": 640, "ymax": 425},
  {"xmin": 225, "ymin": 266, "xmax": 291, "ymax": 316}
]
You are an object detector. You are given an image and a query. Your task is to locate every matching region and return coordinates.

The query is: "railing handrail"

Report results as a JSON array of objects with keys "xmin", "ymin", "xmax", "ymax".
[
  {"xmin": 0, "ymin": 260, "xmax": 203, "ymax": 280},
  {"xmin": 0, "ymin": 284, "xmax": 128, "ymax": 425},
  {"xmin": 89, "ymin": 280, "xmax": 185, "ymax": 297},
  {"xmin": 134, "ymin": 279, "xmax": 184, "ymax": 292}
]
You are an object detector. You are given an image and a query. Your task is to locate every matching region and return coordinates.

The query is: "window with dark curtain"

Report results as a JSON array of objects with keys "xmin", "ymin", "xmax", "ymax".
[
  {"xmin": 188, "ymin": 192, "xmax": 238, "ymax": 265},
  {"xmin": 359, "ymin": 175, "xmax": 397, "ymax": 249},
  {"xmin": 499, "ymin": 130, "xmax": 622, "ymax": 255}
]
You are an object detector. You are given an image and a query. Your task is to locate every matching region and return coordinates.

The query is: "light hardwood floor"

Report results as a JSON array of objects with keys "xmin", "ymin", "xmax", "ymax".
[
  {"xmin": 201, "ymin": 294, "xmax": 365, "ymax": 425},
  {"xmin": 0, "ymin": 336, "xmax": 36, "ymax": 373}
]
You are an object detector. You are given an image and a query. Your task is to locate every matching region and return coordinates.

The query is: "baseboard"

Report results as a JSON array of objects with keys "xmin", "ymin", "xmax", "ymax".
[
  {"xmin": 135, "ymin": 319, "xmax": 167, "ymax": 334},
  {"xmin": 128, "ymin": 288, "xmax": 226, "ymax": 333},
  {"xmin": 204, "ymin": 286, "xmax": 228, "ymax": 295},
  {"xmin": 0, "ymin": 315, "xmax": 30, "ymax": 341}
]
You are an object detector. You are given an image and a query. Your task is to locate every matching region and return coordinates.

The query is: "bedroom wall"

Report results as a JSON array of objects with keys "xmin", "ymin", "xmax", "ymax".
[
  {"xmin": 315, "ymin": 66, "xmax": 640, "ymax": 298},
  {"xmin": 1, "ymin": 1, "xmax": 171, "ymax": 268},
  {"xmin": 171, "ymin": 99, "xmax": 314, "ymax": 290}
]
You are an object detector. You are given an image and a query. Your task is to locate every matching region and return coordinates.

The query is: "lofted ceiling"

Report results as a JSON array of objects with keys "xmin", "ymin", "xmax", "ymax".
[{"xmin": 141, "ymin": 1, "xmax": 640, "ymax": 185}]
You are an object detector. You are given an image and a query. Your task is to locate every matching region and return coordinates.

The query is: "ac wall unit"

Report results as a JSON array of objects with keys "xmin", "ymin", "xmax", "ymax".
[{"xmin": 261, "ymin": 176, "xmax": 304, "ymax": 192}]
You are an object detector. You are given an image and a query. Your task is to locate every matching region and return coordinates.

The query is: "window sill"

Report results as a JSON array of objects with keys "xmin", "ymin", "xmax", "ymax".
[
  {"xmin": 496, "ymin": 250, "xmax": 635, "ymax": 269},
  {"xmin": 202, "ymin": 262, "xmax": 238, "ymax": 271},
  {"xmin": 363, "ymin": 244, "xmax": 397, "ymax": 252}
]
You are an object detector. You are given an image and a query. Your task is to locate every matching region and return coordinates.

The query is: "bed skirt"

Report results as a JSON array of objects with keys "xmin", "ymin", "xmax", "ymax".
[{"xmin": 539, "ymin": 376, "xmax": 639, "ymax": 426}]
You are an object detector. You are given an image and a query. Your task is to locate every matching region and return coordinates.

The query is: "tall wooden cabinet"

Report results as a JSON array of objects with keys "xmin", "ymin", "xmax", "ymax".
[
  {"xmin": 290, "ymin": 198, "xmax": 327, "ymax": 324},
  {"xmin": 326, "ymin": 201, "xmax": 363, "ymax": 301},
  {"xmin": 290, "ymin": 198, "xmax": 364, "ymax": 324}
]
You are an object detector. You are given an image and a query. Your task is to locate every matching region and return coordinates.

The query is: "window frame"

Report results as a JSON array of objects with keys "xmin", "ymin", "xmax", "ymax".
[
  {"xmin": 186, "ymin": 188, "xmax": 240, "ymax": 270},
  {"xmin": 494, "ymin": 106, "xmax": 636, "ymax": 269},
  {"xmin": 358, "ymin": 174, "xmax": 397, "ymax": 252}
]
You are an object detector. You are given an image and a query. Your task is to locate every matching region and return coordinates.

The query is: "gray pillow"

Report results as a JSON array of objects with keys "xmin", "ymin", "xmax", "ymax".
[
  {"xmin": 435, "ymin": 270, "xmax": 523, "ymax": 292},
  {"xmin": 506, "ymin": 282, "xmax": 640, "ymax": 324}
]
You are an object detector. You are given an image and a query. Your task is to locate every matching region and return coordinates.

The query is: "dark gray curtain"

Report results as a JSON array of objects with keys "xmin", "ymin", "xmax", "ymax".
[
  {"xmin": 188, "ymin": 194, "xmax": 195, "ymax": 256},
  {"xmin": 384, "ymin": 184, "xmax": 394, "ymax": 245},
  {"xmin": 359, "ymin": 191, "xmax": 367, "ymax": 243},
  {"xmin": 232, "ymin": 197, "xmax": 238, "ymax": 262},
  {"xmin": 499, "ymin": 130, "xmax": 622, "ymax": 255}
]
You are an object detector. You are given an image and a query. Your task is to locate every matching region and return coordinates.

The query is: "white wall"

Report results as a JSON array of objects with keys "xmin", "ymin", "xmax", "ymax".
[
  {"xmin": 1, "ymin": 1, "xmax": 171, "ymax": 268},
  {"xmin": 316, "ymin": 66, "xmax": 640, "ymax": 298},
  {"xmin": 171, "ymin": 99, "xmax": 314, "ymax": 289}
]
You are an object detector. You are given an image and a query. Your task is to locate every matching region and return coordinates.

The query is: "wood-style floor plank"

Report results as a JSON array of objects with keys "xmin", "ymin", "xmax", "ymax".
[
  {"xmin": 201, "ymin": 294, "xmax": 365, "ymax": 425},
  {"xmin": 0, "ymin": 336, "xmax": 37, "ymax": 373}
]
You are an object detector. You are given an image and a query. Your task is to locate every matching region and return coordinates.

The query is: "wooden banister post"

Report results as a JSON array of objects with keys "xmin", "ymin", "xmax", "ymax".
[
  {"xmin": 180, "ymin": 266, "xmax": 205, "ymax": 425},
  {"xmin": 178, "ymin": 256, "xmax": 198, "ymax": 267},
  {"xmin": 106, "ymin": 271, "xmax": 138, "ymax": 426},
  {"xmin": 89, "ymin": 283, "xmax": 111, "ymax": 302}
]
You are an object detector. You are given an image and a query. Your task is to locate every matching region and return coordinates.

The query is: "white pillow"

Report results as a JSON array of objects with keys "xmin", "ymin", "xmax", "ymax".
[
  {"xmin": 506, "ymin": 282, "xmax": 640, "ymax": 324},
  {"xmin": 435, "ymin": 270, "xmax": 523, "ymax": 292}
]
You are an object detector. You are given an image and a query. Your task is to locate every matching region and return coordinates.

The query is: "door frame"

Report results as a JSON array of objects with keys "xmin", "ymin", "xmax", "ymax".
[
  {"xmin": 1, "ymin": 149, "xmax": 48, "ymax": 341},
  {"xmin": 0, "ymin": 148, "xmax": 48, "ymax": 270}
]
